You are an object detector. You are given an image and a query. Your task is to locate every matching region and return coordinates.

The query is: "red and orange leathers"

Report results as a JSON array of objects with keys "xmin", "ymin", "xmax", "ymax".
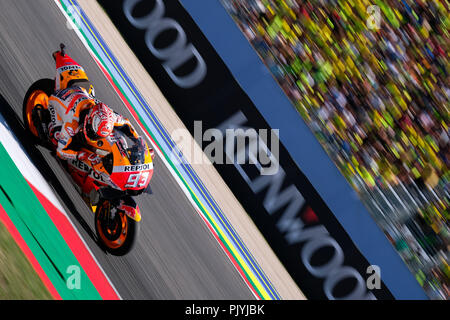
[
  {"xmin": 49, "ymin": 52, "xmax": 139, "ymax": 161},
  {"xmin": 48, "ymin": 88, "xmax": 139, "ymax": 161}
]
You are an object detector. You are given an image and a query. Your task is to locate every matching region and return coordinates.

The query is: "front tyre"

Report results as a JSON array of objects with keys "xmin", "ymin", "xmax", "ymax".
[{"xmin": 95, "ymin": 199, "xmax": 140, "ymax": 256}]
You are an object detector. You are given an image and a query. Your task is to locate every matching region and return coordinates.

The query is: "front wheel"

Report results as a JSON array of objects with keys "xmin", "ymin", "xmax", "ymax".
[{"xmin": 95, "ymin": 199, "xmax": 140, "ymax": 256}]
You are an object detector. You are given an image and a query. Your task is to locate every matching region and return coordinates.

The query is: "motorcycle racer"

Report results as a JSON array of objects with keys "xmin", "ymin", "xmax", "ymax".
[
  {"xmin": 48, "ymin": 48, "xmax": 140, "ymax": 169},
  {"xmin": 23, "ymin": 44, "xmax": 155, "ymax": 255}
]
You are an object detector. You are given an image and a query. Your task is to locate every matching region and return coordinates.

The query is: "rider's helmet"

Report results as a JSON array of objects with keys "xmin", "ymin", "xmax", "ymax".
[{"xmin": 84, "ymin": 103, "xmax": 114, "ymax": 141}]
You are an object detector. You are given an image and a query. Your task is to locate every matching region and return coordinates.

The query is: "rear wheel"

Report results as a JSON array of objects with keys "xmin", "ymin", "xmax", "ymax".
[
  {"xmin": 95, "ymin": 199, "xmax": 139, "ymax": 256},
  {"xmin": 22, "ymin": 78, "xmax": 54, "ymax": 144}
]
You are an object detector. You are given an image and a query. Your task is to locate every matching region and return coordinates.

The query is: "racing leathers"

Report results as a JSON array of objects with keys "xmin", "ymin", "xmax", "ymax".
[{"xmin": 47, "ymin": 86, "xmax": 139, "ymax": 164}]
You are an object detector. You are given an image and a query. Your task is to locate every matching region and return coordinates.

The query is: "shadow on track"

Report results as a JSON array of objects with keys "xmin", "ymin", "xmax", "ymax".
[{"xmin": 0, "ymin": 93, "xmax": 106, "ymax": 253}]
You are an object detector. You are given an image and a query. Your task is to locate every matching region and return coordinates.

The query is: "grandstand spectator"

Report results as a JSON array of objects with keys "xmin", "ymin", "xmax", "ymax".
[{"xmin": 224, "ymin": 0, "xmax": 449, "ymax": 299}]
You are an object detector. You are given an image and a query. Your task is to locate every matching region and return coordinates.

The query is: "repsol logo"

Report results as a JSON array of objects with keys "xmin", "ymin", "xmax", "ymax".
[
  {"xmin": 124, "ymin": 164, "xmax": 151, "ymax": 172},
  {"xmin": 123, "ymin": 0, "xmax": 207, "ymax": 88},
  {"xmin": 218, "ymin": 111, "xmax": 376, "ymax": 300}
]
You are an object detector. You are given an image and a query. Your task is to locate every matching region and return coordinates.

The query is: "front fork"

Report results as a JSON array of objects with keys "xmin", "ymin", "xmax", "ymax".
[
  {"xmin": 117, "ymin": 196, "xmax": 141, "ymax": 222},
  {"xmin": 94, "ymin": 192, "xmax": 141, "ymax": 223}
]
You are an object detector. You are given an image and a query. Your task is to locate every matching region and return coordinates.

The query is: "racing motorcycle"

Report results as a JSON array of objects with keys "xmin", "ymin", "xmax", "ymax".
[{"xmin": 22, "ymin": 44, "xmax": 154, "ymax": 255}]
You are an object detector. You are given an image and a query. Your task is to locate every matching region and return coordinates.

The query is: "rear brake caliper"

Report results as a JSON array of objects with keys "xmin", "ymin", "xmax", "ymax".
[{"xmin": 31, "ymin": 104, "xmax": 49, "ymax": 141}]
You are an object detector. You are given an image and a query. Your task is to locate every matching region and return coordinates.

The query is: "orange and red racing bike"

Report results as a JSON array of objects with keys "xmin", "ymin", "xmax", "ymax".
[{"xmin": 22, "ymin": 45, "xmax": 154, "ymax": 255}]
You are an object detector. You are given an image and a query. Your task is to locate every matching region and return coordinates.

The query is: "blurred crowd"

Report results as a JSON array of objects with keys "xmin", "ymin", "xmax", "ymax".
[{"xmin": 223, "ymin": 0, "xmax": 449, "ymax": 299}]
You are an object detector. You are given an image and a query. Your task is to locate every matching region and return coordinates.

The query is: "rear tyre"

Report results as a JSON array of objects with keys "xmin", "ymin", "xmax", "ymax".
[
  {"xmin": 95, "ymin": 199, "xmax": 140, "ymax": 256},
  {"xmin": 22, "ymin": 78, "xmax": 54, "ymax": 145}
]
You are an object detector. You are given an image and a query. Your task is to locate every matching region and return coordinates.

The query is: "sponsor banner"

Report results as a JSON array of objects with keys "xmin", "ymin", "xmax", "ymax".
[
  {"xmin": 179, "ymin": 0, "xmax": 427, "ymax": 300},
  {"xmin": 61, "ymin": 0, "xmax": 280, "ymax": 299},
  {"xmin": 95, "ymin": 0, "xmax": 406, "ymax": 299}
]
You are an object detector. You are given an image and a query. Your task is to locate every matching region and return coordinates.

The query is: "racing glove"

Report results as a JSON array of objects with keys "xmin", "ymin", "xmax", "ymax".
[
  {"xmin": 78, "ymin": 151, "xmax": 108, "ymax": 178},
  {"xmin": 78, "ymin": 151, "xmax": 102, "ymax": 166}
]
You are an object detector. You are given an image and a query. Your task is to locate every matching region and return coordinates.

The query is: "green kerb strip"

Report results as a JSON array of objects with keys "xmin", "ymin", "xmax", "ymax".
[{"xmin": 0, "ymin": 142, "xmax": 101, "ymax": 300}]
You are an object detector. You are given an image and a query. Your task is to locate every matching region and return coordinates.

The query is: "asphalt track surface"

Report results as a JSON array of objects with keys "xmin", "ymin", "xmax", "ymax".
[{"xmin": 0, "ymin": 0, "xmax": 253, "ymax": 299}]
